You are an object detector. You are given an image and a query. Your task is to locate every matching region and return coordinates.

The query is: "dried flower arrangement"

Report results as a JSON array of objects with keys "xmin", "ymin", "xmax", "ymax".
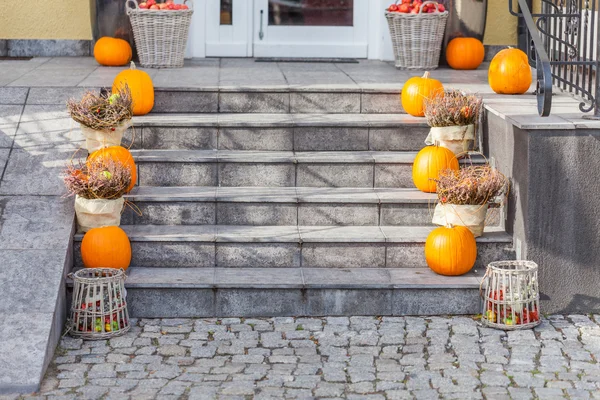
[
  {"xmin": 63, "ymin": 158, "xmax": 132, "ymax": 200},
  {"xmin": 436, "ymin": 165, "xmax": 508, "ymax": 205},
  {"xmin": 424, "ymin": 90, "xmax": 483, "ymax": 127},
  {"xmin": 67, "ymin": 86, "xmax": 133, "ymax": 131}
]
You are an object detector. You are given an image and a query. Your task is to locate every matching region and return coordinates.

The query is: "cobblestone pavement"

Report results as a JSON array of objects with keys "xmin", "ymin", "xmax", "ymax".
[{"xmin": 11, "ymin": 315, "xmax": 600, "ymax": 400}]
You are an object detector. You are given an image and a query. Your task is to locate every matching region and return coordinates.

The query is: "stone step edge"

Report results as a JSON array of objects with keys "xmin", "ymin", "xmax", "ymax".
[
  {"xmin": 132, "ymin": 150, "xmax": 486, "ymax": 165},
  {"xmin": 132, "ymin": 113, "xmax": 428, "ymax": 128},
  {"xmin": 73, "ymin": 225, "xmax": 512, "ymax": 244},
  {"xmin": 68, "ymin": 267, "xmax": 484, "ymax": 290},
  {"xmin": 125, "ymin": 187, "xmax": 437, "ymax": 204}
]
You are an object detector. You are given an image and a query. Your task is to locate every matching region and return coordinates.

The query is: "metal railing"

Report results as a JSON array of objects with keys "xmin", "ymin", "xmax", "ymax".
[{"xmin": 511, "ymin": 0, "xmax": 600, "ymax": 119}]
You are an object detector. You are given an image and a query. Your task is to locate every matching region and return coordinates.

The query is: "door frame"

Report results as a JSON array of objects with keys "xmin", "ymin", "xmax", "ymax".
[
  {"xmin": 205, "ymin": 0, "xmax": 254, "ymax": 57},
  {"xmin": 252, "ymin": 0, "xmax": 369, "ymax": 58}
]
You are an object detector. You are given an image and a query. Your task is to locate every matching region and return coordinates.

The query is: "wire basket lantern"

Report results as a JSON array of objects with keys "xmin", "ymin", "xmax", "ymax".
[
  {"xmin": 69, "ymin": 268, "xmax": 130, "ymax": 340},
  {"xmin": 481, "ymin": 260, "xmax": 541, "ymax": 330}
]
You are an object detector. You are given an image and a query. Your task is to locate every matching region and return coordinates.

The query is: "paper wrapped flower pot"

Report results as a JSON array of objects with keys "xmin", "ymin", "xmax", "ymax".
[
  {"xmin": 80, "ymin": 120, "xmax": 131, "ymax": 153},
  {"xmin": 432, "ymin": 203, "xmax": 488, "ymax": 237},
  {"xmin": 425, "ymin": 124, "xmax": 475, "ymax": 156},
  {"xmin": 75, "ymin": 196, "xmax": 125, "ymax": 233}
]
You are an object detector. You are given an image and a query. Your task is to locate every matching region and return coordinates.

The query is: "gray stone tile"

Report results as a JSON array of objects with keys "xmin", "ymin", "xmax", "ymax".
[
  {"xmin": 138, "ymin": 163, "xmax": 217, "ymax": 187},
  {"xmin": 290, "ymin": 92, "xmax": 360, "ymax": 113},
  {"xmin": 374, "ymin": 164, "xmax": 413, "ymax": 188},
  {"xmin": 128, "ymin": 289, "xmax": 215, "ymax": 318},
  {"xmin": 369, "ymin": 127, "xmax": 429, "ymax": 151},
  {"xmin": 303, "ymin": 268, "xmax": 393, "ymax": 288},
  {"xmin": 7, "ymin": 41, "xmax": 91, "ymax": 57},
  {"xmin": 0, "ymin": 250, "xmax": 67, "ymax": 313},
  {"xmin": 130, "ymin": 242, "xmax": 216, "ymax": 268},
  {"xmin": 9, "ymin": 68, "xmax": 96, "ymax": 87},
  {"xmin": 361, "ymin": 93, "xmax": 404, "ymax": 113},
  {"xmin": 298, "ymin": 204, "xmax": 379, "ymax": 226},
  {"xmin": 121, "ymin": 202, "xmax": 216, "ymax": 226},
  {"xmin": 0, "ymin": 312, "xmax": 54, "ymax": 393},
  {"xmin": 219, "ymin": 128, "xmax": 294, "ymax": 151},
  {"xmin": 0, "ymin": 149, "xmax": 9, "ymax": 177},
  {"xmin": 0, "ymin": 87, "xmax": 29, "ymax": 105},
  {"xmin": 142, "ymin": 127, "xmax": 217, "ymax": 150},
  {"xmin": 26, "ymin": 87, "xmax": 95, "ymax": 105},
  {"xmin": 0, "ymin": 149, "xmax": 77, "ymax": 195},
  {"xmin": 297, "ymin": 164, "xmax": 373, "ymax": 187},
  {"xmin": 216, "ymin": 203, "xmax": 297, "ymax": 225},
  {"xmin": 216, "ymin": 243, "xmax": 301, "ymax": 268},
  {"xmin": 385, "ymin": 243, "xmax": 427, "ymax": 268},
  {"xmin": 380, "ymin": 204, "xmax": 434, "ymax": 226},
  {"xmin": 302, "ymin": 243, "xmax": 386, "ymax": 268},
  {"xmin": 125, "ymin": 267, "xmax": 214, "ymax": 287},
  {"xmin": 218, "ymin": 163, "xmax": 295, "ymax": 187},
  {"xmin": 216, "ymin": 187, "xmax": 297, "ymax": 202},
  {"xmin": 0, "ymin": 105, "xmax": 23, "ymax": 125},
  {"xmin": 392, "ymin": 289, "xmax": 480, "ymax": 315},
  {"xmin": 219, "ymin": 92, "xmax": 290, "ymax": 113},
  {"xmin": 153, "ymin": 91, "xmax": 218, "ymax": 113},
  {"xmin": 216, "ymin": 289, "xmax": 304, "ymax": 317},
  {"xmin": 216, "ymin": 225, "xmax": 300, "ymax": 243},
  {"xmin": 0, "ymin": 196, "xmax": 74, "ymax": 249},
  {"xmin": 299, "ymin": 226, "xmax": 385, "ymax": 243},
  {"xmin": 120, "ymin": 224, "xmax": 217, "ymax": 241},
  {"xmin": 151, "ymin": 68, "xmax": 219, "ymax": 88},
  {"xmin": 306, "ymin": 289, "xmax": 393, "ymax": 315},
  {"xmin": 294, "ymin": 127, "xmax": 369, "ymax": 151},
  {"xmin": 214, "ymin": 268, "xmax": 303, "ymax": 287},
  {"xmin": 296, "ymin": 187, "xmax": 378, "ymax": 203}
]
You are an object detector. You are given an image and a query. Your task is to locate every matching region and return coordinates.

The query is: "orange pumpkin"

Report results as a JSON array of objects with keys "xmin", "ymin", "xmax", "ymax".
[
  {"xmin": 112, "ymin": 62, "xmax": 154, "ymax": 115},
  {"xmin": 88, "ymin": 146, "xmax": 136, "ymax": 192},
  {"xmin": 425, "ymin": 225, "xmax": 477, "ymax": 276},
  {"xmin": 488, "ymin": 48, "xmax": 532, "ymax": 94},
  {"xmin": 94, "ymin": 37, "xmax": 132, "ymax": 67},
  {"xmin": 412, "ymin": 146, "xmax": 459, "ymax": 193},
  {"xmin": 401, "ymin": 72, "xmax": 444, "ymax": 117},
  {"xmin": 446, "ymin": 38, "xmax": 484, "ymax": 70},
  {"xmin": 81, "ymin": 226, "xmax": 132, "ymax": 270}
]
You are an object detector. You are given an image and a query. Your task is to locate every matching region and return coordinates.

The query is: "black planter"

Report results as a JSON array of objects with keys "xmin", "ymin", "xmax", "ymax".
[
  {"xmin": 89, "ymin": 0, "xmax": 136, "ymax": 56},
  {"xmin": 440, "ymin": 0, "xmax": 488, "ymax": 64}
]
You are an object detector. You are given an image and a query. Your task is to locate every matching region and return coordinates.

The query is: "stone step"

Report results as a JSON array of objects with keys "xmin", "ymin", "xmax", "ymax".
[
  {"xmin": 133, "ymin": 150, "xmax": 483, "ymax": 188},
  {"xmin": 152, "ymin": 87, "xmax": 404, "ymax": 114},
  {"xmin": 113, "ymin": 267, "xmax": 483, "ymax": 317},
  {"xmin": 73, "ymin": 225, "xmax": 513, "ymax": 270},
  {"xmin": 122, "ymin": 186, "xmax": 501, "ymax": 227},
  {"xmin": 127, "ymin": 113, "xmax": 429, "ymax": 151}
]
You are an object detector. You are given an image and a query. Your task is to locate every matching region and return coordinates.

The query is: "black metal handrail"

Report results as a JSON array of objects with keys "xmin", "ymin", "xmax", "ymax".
[{"xmin": 511, "ymin": 0, "xmax": 600, "ymax": 119}]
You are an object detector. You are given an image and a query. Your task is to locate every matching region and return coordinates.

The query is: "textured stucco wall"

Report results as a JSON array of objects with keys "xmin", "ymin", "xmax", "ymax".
[
  {"xmin": 484, "ymin": 0, "xmax": 518, "ymax": 45},
  {"xmin": 485, "ymin": 110, "xmax": 600, "ymax": 314},
  {"xmin": 0, "ymin": 0, "xmax": 92, "ymax": 40}
]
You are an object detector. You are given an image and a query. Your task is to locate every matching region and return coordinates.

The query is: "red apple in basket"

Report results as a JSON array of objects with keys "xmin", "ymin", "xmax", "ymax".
[
  {"xmin": 158, "ymin": 3, "xmax": 168, "ymax": 9},
  {"xmin": 149, "ymin": 4, "xmax": 159, "ymax": 9},
  {"xmin": 181, "ymin": 4, "xmax": 189, "ymax": 9},
  {"xmin": 146, "ymin": 0, "xmax": 156, "ymax": 6},
  {"xmin": 139, "ymin": 2, "xmax": 148, "ymax": 8},
  {"xmin": 173, "ymin": 4, "xmax": 182, "ymax": 9}
]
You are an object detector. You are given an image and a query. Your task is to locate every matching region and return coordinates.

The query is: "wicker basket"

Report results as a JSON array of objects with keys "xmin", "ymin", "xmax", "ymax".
[
  {"xmin": 385, "ymin": 1, "xmax": 448, "ymax": 69},
  {"xmin": 69, "ymin": 268, "xmax": 130, "ymax": 340},
  {"xmin": 481, "ymin": 261, "xmax": 541, "ymax": 330},
  {"xmin": 126, "ymin": 0, "xmax": 193, "ymax": 68}
]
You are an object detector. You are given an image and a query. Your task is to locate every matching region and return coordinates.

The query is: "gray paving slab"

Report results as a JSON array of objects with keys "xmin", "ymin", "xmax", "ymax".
[
  {"xmin": 8, "ymin": 68, "xmax": 96, "ymax": 87},
  {"xmin": 0, "ymin": 196, "xmax": 74, "ymax": 250},
  {"xmin": 0, "ymin": 250, "xmax": 67, "ymax": 313},
  {"xmin": 0, "ymin": 312, "xmax": 54, "ymax": 394},
  {"xmin": 0, "ymin": 87, "xmax": 29, "ymax": 105},
  {"xmin": 0, "ymin": 148, "xmax": 9, "ymax": 177},
  {"xmin": 26, "ymin": 87, "xmax": 97, "ymax": 105}
]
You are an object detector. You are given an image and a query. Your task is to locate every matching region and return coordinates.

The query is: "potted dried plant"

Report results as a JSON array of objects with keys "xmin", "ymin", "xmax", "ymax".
[
  {"xmin": 63, "ymin": 157, "xmax": 132, "ymax": 232},
  {"xmin": 67, "ymin": 86, "xmax": 133, "ymax": 152},
  {"xmin": 432, "ymin": 165, "xmax": 508, "ymax": 237},
  {"xmin": 423, "ymin": 90, "xmax": 483, "ymax": 156}
]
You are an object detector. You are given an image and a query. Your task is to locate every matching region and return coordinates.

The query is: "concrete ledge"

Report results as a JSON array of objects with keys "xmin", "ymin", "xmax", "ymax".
[{"xmin": 2, "ymin": 40, "xmax": 92, "ymax": 57}]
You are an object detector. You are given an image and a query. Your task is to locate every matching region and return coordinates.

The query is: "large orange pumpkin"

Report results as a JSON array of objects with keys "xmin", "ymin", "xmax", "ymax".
[
  {"xmin": 88, "ymin": 146, "xmax": 137, "ymax": 192},
  {"xmin": 412, "ymin": 146, "xmax": 459, "ymax": 193},
  {"xmin": 425, "ymin": 225, "xmax": 477, "ymax": 276},
  {"xmin": 94, "ymin": 37, "xmax": 132, "ymax": 67},
  {"xmin": 401, "ymin": 72, "xmax": 444, "ymax": 117},
  {"xmin": 488, "ymin": 48, "xmax": 532, "ymax": 94},
  {"xmin": 446, "ymin": 38, "xmax": 484, "ymax": 70},
  {"xmin": 81, "ymin": 226, "xmax": 132, "ymax": 270},
  {"xmin": 112, "ymin": 62, "xmax": 154, "ymax": 115}
]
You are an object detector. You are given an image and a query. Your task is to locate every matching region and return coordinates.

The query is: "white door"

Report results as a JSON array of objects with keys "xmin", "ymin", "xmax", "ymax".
[
  {"xmin": 205, "ymin": 0, "xmax": 253, "ymax": 56},
  {"xmin": 253, "ymin": 0, "xmax": 369, "ymax": 58}
]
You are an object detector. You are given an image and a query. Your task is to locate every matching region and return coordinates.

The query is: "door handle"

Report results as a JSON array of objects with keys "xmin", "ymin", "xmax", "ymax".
[{"xmin": 259, "ymin": 9, "xmax": 264, "ymax": 40}]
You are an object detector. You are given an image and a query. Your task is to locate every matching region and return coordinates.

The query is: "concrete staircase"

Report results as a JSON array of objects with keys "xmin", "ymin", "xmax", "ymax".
[{"xmin": 73, "ymin": 90, "xmax": 514, "ymax": 318}]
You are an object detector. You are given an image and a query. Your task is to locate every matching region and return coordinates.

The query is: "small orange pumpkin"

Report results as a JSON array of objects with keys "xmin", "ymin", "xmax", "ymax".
[
  {"xmin": 488, "ymin": 48, "xmax": 532, "ymax": 94},
  {"xmin": 81, "ymin": 226, "xmax": 132, "ymax": 270},
  {"xmin": 112, "ymin": 62, "xmax": 154, "ymax": 115},
  {"xmin": 425, "ymin": 225, "xmax": 477, "ymax": 276},
  {"xmin": 412, "ymin": 146, "xmax": 459, "ymax": 193},
  {"xmin": 94, "ymin": 37, "xmax": 132, "ymax": 67},
  {"xmin": 88, "ymin": 146, "xmax": 136, "ymax": 192},
  {"xmin": 401, "ymin": 71, "xmax": 444, "ymax": 117},
  {"xmin": 446, "ymin": 38, "xmax": 485, "ymax": 70}
]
